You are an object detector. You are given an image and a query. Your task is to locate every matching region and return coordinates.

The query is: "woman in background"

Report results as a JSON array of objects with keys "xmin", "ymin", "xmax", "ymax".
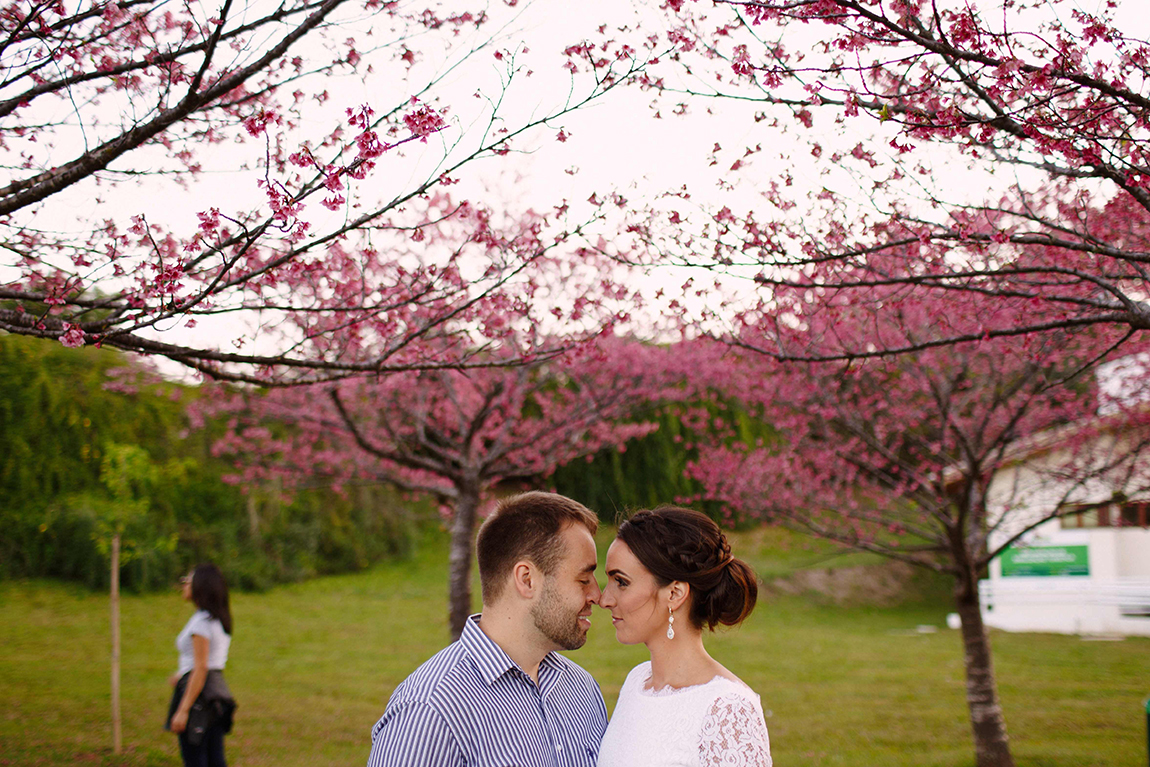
[
  {"xmin": 167, "ymin": 563, "xmax": 235, "ymax": 767},
  {"xmin": 597, "ymin": 506, "xmax": 770, "ymax": 767}
]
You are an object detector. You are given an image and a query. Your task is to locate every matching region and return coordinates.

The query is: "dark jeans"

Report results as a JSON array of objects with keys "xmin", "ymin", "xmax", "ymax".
[
  {"xmin": 166, "ymin": 670, "xmax": 236, "ymax": 767},
  {"xmin": 178, "ymin": 722, "xmax": 227, "ymax": 767}
]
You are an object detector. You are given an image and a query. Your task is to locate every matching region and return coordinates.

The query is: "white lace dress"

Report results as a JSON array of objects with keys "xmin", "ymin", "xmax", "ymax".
[{"xmin": 597, "ymin": 661, "xmax": 772, "ymax": 767}]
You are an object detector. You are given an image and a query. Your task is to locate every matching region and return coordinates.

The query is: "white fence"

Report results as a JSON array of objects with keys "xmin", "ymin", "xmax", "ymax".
[{"xmin": 979, "ymin": 578, "xmax": 1150, "ymax": 636}]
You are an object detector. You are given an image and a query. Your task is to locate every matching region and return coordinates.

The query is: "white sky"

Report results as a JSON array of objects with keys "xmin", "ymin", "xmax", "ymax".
[{"xmin": 4, "ymin": 0, "xmax": 1143, "ymax": 378}]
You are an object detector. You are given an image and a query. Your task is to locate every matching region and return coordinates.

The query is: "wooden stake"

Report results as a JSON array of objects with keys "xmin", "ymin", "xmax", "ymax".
[{"xmin": 111, "ymin": 533, "xmax": 122, "ymax": 755}]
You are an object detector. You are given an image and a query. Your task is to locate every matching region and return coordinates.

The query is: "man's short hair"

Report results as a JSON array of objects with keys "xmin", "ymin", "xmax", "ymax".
[{"xmin": 476, "ymin": 492, "xmax": 599, "ymax": 604}]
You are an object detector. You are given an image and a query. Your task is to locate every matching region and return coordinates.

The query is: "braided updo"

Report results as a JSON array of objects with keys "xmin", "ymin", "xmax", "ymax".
[{"xmin": 616, "ymin": 506, "xmax": 757, "ymax": 630}]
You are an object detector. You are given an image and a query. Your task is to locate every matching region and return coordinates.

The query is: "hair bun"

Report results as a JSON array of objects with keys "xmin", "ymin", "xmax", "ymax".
[{"xmin": 616, "ymin": 506, "xmax": 757, "ymax": 631}]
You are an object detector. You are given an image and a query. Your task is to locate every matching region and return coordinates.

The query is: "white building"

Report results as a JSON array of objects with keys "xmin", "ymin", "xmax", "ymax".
[
  {"xmin": 979, "ymin": 359, "xmax": 1150, "ymax": 636},
  {"xmin": 980, "ymin": 517, "xmax": 1150, "ymax": 637}
]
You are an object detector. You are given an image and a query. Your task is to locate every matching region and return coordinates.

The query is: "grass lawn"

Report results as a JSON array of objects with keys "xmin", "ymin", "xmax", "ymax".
[{"xmin": 1, "ymin": 526, "xmax": 1147, "ymax": 767}]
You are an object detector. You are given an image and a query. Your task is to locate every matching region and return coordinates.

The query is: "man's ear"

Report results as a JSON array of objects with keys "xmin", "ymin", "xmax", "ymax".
[
  {"xmin": 511, "ymin": 560, "xmax": 538, "ymax": 599},
  {"xmin": 667, "ymin": 581, "xmax": 690, "ymax": 613}
]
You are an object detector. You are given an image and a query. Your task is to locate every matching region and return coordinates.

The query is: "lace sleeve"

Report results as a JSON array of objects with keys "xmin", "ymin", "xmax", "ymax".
[{"xmin": 697, "ymin": 692, "xmax": 772, "ymax": 767}]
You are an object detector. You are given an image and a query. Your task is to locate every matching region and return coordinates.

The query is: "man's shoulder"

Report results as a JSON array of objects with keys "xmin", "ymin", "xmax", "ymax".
[
  {"xmin": 392, "ymin": 641, "xmax": 473, "ymax": 704},
  {"xmin": 551, "ymin": 653, "xmax": 603, "ymax": 692}
]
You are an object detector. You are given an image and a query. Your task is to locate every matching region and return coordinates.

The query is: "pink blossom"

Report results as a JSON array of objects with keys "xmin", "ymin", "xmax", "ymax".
[
  {"xmin": 197, "ymin": 207, "xmax": 221, "ymax": 234},
  {"xmin": 403, "ymin": 102, "xmax": 446, "ymax": 142},
  {"xmin": 242, "ymin": 109, "xmax": 279, "ymax": 136},
  {"xmin": 59, "ymin": 324, "xmax": 85, "ymax": 348}
]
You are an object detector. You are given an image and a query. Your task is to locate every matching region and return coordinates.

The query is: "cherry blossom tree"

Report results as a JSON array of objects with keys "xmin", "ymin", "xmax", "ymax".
[
  {"xmin": 540, "ymin": 5, "xmax": 1150, "ymax": 763},
  {"xmin": 206, "ymin": 335, "xmax": 688, "ymax": 638},
  {"xmin": 0, "ymin": 0, "xmax": 667, "ymax": 382},
  {"xmin": 688, "ymin": 293, "xmax": 1150, "ymax": 767},
  {"xmin": 611, "ymin": 0, "xmax": 1150, "ymax": 358}
]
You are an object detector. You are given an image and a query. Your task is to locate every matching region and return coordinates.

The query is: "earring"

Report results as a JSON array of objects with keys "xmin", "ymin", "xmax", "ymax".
[{"xmin": 667, "ymin": 606, "xmax": 675, "ymax": 640}]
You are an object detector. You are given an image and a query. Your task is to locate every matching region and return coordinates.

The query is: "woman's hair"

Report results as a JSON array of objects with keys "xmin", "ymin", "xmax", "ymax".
[
  {"xmin": 191, "ymin": 563, "xmax": 233, "ymax": 635},
  {"xmin": 616, "ymin": 506, "xmax": 757, "ymax": 630}
]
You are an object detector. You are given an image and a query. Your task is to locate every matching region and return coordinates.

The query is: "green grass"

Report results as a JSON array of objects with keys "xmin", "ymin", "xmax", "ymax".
[
  {"xmin": 736, "ymin": 524, "xmax": 892, "ymax": 577},
  {"xmin": 2, "ymin": 526, "xmax": 1147, "ymax": 766}
]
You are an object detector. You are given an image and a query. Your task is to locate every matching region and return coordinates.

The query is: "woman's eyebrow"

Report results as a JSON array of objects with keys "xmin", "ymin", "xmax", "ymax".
[{"xmin": 606, "ymin": 568, "xmax": 628, "ymax": 578}]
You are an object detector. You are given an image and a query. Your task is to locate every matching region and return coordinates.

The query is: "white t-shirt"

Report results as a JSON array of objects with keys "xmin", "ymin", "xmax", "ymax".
[
  {"xmin": 598, "ymin": 661, "xmax": 771, "ymax": 767},
  {"xmin": 176, "ymin": 609, "xmax": 231, "ymax": 677}
]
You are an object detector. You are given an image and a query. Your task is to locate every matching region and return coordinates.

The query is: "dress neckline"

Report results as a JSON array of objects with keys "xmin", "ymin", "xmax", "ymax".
[{"xmin": 637, "ymin": 662, "xmax": 733, "ymax": 698}]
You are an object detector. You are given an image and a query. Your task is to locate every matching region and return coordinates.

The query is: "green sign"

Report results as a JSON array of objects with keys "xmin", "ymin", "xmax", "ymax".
[{"xmin": 1001, "ymin": 545, "xmax": 1089, "ymax": 577}]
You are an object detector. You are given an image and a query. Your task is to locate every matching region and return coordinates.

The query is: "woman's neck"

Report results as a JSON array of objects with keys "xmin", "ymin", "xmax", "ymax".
[{"xmin": 645, "ymin": 629, "xmax": 720, "ymax": 690}]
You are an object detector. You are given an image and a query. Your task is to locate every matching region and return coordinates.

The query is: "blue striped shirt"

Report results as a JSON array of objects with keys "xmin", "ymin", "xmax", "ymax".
[{"xmin": 367, "ymin": 614, "xmax": 608, "ymax": 767}]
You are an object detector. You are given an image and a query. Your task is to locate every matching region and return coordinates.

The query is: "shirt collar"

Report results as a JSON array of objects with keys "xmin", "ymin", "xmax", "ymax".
[{"xmin": 461, "ymin": 614, "xmax": 565, "ymax": 688}]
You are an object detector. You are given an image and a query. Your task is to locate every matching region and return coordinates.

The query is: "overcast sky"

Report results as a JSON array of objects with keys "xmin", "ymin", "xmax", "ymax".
[{"xmin": 6, "ymin": 0, "xmax": 1142, "ymax": 377}]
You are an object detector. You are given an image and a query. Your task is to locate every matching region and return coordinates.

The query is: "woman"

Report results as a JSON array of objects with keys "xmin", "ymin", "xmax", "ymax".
[
  {"xmin": 167, "ymin": 563, "xmax": 236, "ymax": 767},
  {"xmin": 597, "ymin": 506, "xmax": 771, "ymax": 767}
]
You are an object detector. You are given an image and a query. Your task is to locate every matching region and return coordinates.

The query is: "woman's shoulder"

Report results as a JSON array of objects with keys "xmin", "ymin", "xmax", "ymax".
[
  {"xmin": 615, "ymin": 660, "xmax": 653, "ymax": 693},
  {"xmin": 182, "ymin": 609, "xmax": 206, "ymax": 628},
  {"xmin": 698, "ymin": 683, "xmax": 772, "ymax": 766},
  {"xmin": 705, "ymin": 670, "xmax": 762, "ymax": 707},
  {"xmin": 699, "ymin": 671, "xmax": 768, "ymax": 739},
  {"xmin": 608, "ymin": 662, "xmax": 651, "ymax": 704},
  {"xmin": 623, "ymin": 660, "xmax": 653, "ymax": 685},
  {"xmin": 187, "ymin": 609, "xmax": 224, "ymax": 634}
]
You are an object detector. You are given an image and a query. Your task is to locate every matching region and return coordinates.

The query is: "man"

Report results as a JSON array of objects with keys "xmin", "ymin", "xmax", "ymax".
[{"xmin": 366, "ymin": 492, "xmax": 607, "ymax": 767}]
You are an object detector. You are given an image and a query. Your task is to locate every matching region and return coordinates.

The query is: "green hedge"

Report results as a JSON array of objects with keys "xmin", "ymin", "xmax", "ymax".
[{"xmin": 0, "ymin": 334, "xmax": 417, "ymax": 591}]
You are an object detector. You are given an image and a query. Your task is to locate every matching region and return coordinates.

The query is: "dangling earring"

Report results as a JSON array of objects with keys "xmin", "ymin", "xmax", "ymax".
[{"xmin": 666, "ymin": 605, "xmax": 675, "ymax": 640}]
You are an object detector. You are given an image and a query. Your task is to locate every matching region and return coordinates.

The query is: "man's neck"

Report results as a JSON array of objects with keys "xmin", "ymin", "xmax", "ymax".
[{"xmin": 477, "ymin": 605, "xmax": 552, "ymax": 684}]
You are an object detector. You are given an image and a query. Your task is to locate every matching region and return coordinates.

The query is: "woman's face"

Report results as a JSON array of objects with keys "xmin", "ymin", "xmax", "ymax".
[
  {"xmin": 180, "ymin": 572, "xmax": 193, "ymax": 602},
  {"xmin": 599, "ymin": 539, "xmax": 671, "ymax": 645}
]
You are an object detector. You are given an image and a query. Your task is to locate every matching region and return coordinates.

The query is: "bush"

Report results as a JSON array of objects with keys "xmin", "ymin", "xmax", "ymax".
[{"xmin": 0, "ymin": 335, "xmax": 419, "ymax": 591}]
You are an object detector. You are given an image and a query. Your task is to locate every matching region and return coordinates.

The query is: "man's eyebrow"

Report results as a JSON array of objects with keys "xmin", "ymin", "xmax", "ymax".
[{"xmin": 581, "ymin": 562, "xmax": 597, "ymax": 574}]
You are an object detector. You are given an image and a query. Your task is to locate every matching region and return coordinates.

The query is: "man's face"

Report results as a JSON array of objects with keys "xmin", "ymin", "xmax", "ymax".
[{"xmin": 531, "ymin": 522, "xmax": 601, "ymax": 651}]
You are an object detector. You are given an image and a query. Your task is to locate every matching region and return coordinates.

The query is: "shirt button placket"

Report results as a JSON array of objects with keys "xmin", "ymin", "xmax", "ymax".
[{"xmin": 537, "ymin": 692, "xmax": 563, "ymax": 767}]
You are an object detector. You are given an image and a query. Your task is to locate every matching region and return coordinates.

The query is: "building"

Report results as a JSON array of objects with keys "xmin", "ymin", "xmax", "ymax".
[
  {"xmin": 980, "ymin": 504, "xmax": 1150, "ymax": 636},
  {"xmin": 978, "ymin": 358, "xmax": 1150, "ymax": 636}
]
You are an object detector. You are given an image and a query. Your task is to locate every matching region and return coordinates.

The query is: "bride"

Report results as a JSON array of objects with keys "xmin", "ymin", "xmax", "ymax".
[{"xmin": 597, "ymin": 506, "xmax": 771, "ymax": 767}]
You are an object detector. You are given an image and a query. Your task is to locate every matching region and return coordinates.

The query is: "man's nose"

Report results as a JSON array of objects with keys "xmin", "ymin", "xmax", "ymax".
[{"xmin": 588, "ymin": 578, "xmax": 602, "ymax": 604}]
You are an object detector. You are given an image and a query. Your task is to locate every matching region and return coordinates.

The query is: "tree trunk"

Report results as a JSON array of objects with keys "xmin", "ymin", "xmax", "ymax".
[
  {"xmin": 447, "ymin": 481, "xmax": 481, "ymax": 641},
  {"xmin": 954, "ymin": 573, "xmax": 1013, "ymax": 767},
  {"xmin": 110, "ymin": 533, "xmax": 122, "ymax": 755},
  {"xmin": 247, "ymin": 493, "xmax": 261, "ymax": 539}
]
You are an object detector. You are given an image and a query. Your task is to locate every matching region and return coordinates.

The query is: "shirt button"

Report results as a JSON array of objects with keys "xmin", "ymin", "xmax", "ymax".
[{"xmin": 556, "ymin": 745, "xmax": 563, "ymax": 752}]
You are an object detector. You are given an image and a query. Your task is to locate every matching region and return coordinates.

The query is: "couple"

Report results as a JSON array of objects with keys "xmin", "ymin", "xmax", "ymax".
[{"xmin": 366, "ymin": 492, "xmax": 771, "ymax": 767}]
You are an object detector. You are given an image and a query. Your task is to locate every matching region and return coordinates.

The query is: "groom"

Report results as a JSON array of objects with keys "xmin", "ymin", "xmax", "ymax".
[{"xmin": 366, "ymin": 492, "xmax": 608, "ymax": 767}]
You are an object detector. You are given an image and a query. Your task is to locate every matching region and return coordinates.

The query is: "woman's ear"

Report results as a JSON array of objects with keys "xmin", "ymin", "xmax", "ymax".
[{"xmin": 667, "ymin": 581, "xmax": 690, "ymax": 612}]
